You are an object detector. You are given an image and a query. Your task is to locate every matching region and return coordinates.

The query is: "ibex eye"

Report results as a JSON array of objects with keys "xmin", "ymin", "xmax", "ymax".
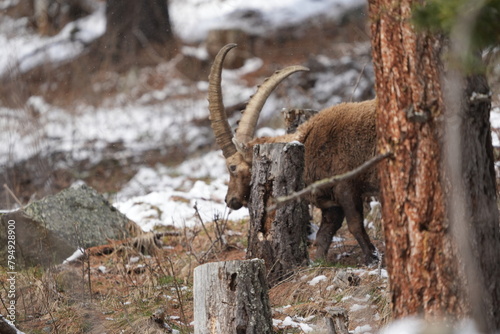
[{"xmin": 229, "ymin": 165, "xmax": 237, "ymax": 172}]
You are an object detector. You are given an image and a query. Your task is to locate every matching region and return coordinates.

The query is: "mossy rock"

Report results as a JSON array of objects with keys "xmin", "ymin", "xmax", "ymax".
[{"xmin": 0, "ymin": 184, "xmax": 139, "ymax": 268}]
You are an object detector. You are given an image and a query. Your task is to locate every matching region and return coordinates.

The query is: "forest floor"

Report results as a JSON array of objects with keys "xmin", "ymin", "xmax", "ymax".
[{"xmin": 4, "ymin": 213, "xmax": 390, "ymax": 334}]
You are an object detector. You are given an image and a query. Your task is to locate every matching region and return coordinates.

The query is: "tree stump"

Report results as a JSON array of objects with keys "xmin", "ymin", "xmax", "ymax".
[
  {"xmin": 0, "ymin": 314, "xmax": 22, "ymax": 334},
  {"xmin": 247, "ymin": 143, "xmax": 310, "ymax": 285},
  {"xmin": 325, "ymin": 307, "xmax": 349, "ymax": 334},
  {"xmin": 193, "ymin": 259, "xmax": 272, "ymax": 334}
]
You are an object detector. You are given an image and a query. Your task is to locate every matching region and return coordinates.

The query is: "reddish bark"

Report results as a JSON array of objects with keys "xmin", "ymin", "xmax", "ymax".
[
  {"xmin": 369, "ymin": 0, "xmax": 464, "ymax": 320},
  {"xmin": 369, "ymin": 1, "xmax": 500, "ymax": 330}
]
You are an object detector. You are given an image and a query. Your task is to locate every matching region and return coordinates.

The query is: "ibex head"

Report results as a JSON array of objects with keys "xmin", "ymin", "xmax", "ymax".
[{"xmin": 208, "ymin": 44, "xmax": 308, "ymax": 210}]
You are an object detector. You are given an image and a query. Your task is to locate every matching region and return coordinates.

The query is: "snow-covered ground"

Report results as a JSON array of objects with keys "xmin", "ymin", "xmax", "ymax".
[
  {"xmin": 0, "ymin": 0, "xmax": 366, "ymax": 77},
  {"xmin": 114, "ymin": 151, "xmax": 250, "ymax": 231},
  {"xmin": 0, "ymin": 2, "xmax": 106, "ymax": 77},
  {"xmin": 169, "ymin": 0, "xmax": 365, "ymax": 43}
]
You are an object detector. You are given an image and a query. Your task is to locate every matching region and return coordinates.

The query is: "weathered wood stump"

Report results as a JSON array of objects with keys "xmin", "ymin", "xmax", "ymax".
[
  {"xmin": 247, "ymin": 143, "xmax": 310, "ymax": 284},
  {"xmin": 325, "ymin": 307, "xmax": 349, "ymax": 334},
  {"xmin": 193, "ymin": 259, "xmax": 272, "ymax": 334},
  {"xmin": 0, "ymin": 314, "xmax": 20, "ymax": 334}
]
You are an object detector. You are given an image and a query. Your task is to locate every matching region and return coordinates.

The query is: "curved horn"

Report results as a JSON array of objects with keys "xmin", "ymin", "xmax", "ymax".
[
  {"xmin": 208, "ymin": 43, "xmax": 238, "ymax": 158},
  {"xmin": 235, "ymin": 65, "xmax": 309, "ymax": 145}
]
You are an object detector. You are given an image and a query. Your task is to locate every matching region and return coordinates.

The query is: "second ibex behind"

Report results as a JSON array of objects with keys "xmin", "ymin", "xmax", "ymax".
[{"xmin": 208, "ymin": 44, "xmax": 379, "ymax": 264}]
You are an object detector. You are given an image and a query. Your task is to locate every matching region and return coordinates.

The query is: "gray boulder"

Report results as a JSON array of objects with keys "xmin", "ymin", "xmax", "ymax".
[{"xmin": 0, "ymin": 184, "xmax": 139, "ymax": 267}]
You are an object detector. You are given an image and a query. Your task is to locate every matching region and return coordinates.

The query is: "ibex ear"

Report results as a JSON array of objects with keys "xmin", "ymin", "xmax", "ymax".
[{"xmin": 232, "ymin": 137, "xmax": 248, "ymax": 155}]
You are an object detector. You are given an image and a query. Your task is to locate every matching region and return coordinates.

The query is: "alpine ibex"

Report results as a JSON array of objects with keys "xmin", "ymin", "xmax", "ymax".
[{"xmin": 208, "ymin": 44, "xmax": 379, "ymax": 264}]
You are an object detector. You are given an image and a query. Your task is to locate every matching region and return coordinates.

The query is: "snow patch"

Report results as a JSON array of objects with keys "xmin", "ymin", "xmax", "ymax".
[
  {"xmin": 274, "ymin": 316, "xmax": 314, "ymax": 333},
  {"xmin": 368, "ymin": 268, "xmax": 388, "ymax": 278},
  {"xmin": 380, "ymin": 318, "xmax": 483, "ymax": 334},
  {"xmin": 0, "ymin": 3, "xmax": 105, "ymax": 76},
  {"xmin": 354, "ymin": 324, "xmax": 372, "ymax": 333},
  {"xmin": 308, "ymin": 275, "xmax": 328, "ymax": 286},
  {"xmin": 350, "ymin": 303, "xmax": 367, "ymax": 312},
  {"xmin": 63, "ymin": 247, "xmax": 85, "ymax": 264},
  {"xmin": 169, "ymin": 0, "xmax": 366, "ymax": 43}
]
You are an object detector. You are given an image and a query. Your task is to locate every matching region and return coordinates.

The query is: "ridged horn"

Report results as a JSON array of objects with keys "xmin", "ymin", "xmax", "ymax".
[
  {"xmin": 208, "ymin": 43, "xmax": 238, "ymax": 158},
  {"xmin": 234, "ymin": 65, "xmax": 309, "ymax": 145}
]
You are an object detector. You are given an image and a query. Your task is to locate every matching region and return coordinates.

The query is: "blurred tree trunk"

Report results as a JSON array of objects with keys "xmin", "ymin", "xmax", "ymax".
[
  {"xmin": 99, "ymin": 0, "xmax": 175, "ymax": 67},
  {"xmin": 368, "ymin": 0, "xmax": 500, "ymax": 331}
]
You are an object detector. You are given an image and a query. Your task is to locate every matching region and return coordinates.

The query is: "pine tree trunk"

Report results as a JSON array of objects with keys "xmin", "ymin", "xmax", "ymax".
[
  {"xmin": 193, "ymin": 259, "xmax": 272, "ymax": 334},
  {"xmin": 445, "ymin": 68, "xmax": 500, "ymax": 331},
  {"xmin": 368, "ymin": 0, "xmax": 500, "ymax": 330},
  {"xmin": 247, "ymin": 143, "xmax": 310, "ymax": 285}
]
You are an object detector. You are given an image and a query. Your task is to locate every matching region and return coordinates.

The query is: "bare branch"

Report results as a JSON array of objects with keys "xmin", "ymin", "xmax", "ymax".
[
  {"xmin": 267, "ymin": 152, "xmax": 392, "ymax": 211},
  {"xmin": 350, "ymin": 59, "xmax": 369, "ymax": 102},
  {"xmin": 193, "ymin": 201, "xmax": 214, "ymax": 244},
  {"xmin": 3, "ymin": 183, "xmax": 23, "ymax": 208}
]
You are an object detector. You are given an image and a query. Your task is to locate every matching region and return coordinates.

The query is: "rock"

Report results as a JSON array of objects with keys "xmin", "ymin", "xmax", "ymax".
[{"xmin": 0, "ymin": 184, "xmax": 139, "ymax": 267}]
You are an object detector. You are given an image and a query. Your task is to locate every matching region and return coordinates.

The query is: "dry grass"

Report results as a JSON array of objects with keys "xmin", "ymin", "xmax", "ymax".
[
  {"xmin": 0, "ymin": 215, "xmax": 251, "ymax": 333},
  {"xmin": 269, "ymin": 264, "xmax": 390, "ymax": 330},
  {"xmin": 0, "ymin": 211, "xmax": 392, "ymax": 334}
]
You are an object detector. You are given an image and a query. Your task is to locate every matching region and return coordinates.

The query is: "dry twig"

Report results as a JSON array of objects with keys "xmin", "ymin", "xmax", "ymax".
[{"xmin": 3, "ymin": 184, "xmax": 23, "ymax": 207}]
